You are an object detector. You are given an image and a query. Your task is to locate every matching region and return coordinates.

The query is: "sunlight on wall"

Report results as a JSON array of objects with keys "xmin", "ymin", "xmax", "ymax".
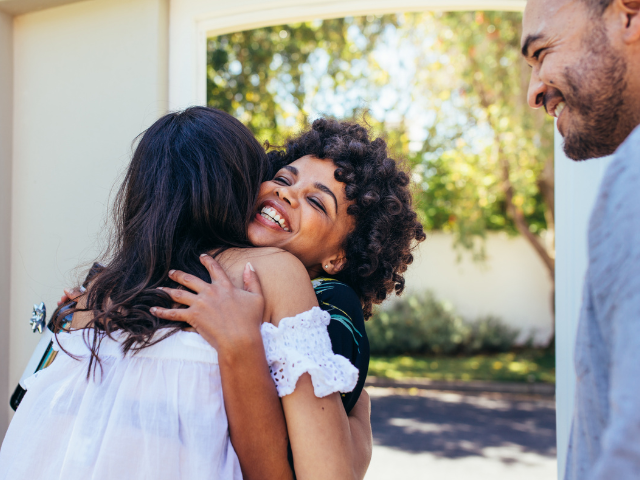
[
  {"xmin": 0, "ymin": 6, "xmax": 13, "ymax": 437},
  {"xmin": 9, "ymin": 0, "xmax": 169, "ymax": 415}
]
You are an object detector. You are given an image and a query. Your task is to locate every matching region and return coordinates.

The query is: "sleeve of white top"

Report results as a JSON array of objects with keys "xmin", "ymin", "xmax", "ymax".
[{"xmin": 260, "ymin": 306, "xmax": 359, "ymax": 398}]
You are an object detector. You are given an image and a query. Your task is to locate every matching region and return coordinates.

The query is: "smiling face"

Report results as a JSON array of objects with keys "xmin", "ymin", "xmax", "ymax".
[
  {"xmin": 522, "ymin": 0, "xmax": 640, "ymax": 160},
  {"xmin": 248, "ymin": 155, "xmax": 355, "ymax": 277}
]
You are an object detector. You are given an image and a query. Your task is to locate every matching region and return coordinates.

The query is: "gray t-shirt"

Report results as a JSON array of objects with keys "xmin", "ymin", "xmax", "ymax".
[{"xmin": 565, "ymin": 125, "xmax": 640, "ymax": 480}]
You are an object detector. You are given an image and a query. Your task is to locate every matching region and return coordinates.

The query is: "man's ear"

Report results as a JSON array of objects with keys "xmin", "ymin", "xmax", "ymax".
[
  {"xmin": 617, "ymin": 0, "xmax": 640, "ymax": 43},
  {"xmin": 322, "ymin": 253, "xmax": 347, "ymax": 275}
]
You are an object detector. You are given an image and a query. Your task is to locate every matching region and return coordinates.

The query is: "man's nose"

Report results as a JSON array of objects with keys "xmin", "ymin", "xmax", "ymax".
[{"xmin": 527, "ymin": 70, "xmax": 546, "ymax": 110}]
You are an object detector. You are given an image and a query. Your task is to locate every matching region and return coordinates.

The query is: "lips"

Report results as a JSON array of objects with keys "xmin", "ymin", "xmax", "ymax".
[
  {"xmin": 550, "ymin": 100, "xmax": 566, "ymax": 118},
  {"xmin": 256, "ymin": 200, "xmax": 291, "ymax": 232},
  {"xmin": 544, "ymin": 90, "xmax": 567, "ymax": 120}
]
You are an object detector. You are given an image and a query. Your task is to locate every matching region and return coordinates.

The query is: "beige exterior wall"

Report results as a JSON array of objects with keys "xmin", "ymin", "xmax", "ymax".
[
  {"xmin": 0, "ymin": 8, "xmax": 13, "ymax": 437},
  {"xmin": 0, "ymin": 0, "xmax": 87, "ymax": 16},
  {"xmin": 5, "ymin": 0, "xmax": 169, "ymax": 429},
  {"xmin": 404, "ymin": 232, "xmax": 554, "ymax": 345}
]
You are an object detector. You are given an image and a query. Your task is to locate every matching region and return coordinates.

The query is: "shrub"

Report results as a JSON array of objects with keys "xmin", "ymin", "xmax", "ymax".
[
  {"xmin": 465, "ymin": 316, "xmax": 520, "ymax": 353},
  {"xmin": 366, "ymin": 291, "xmax": 520, "ymax": 356}
]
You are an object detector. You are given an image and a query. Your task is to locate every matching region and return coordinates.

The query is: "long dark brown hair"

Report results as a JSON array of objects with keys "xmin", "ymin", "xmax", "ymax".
[{"xmin": 53, "ymin": 107, "xmax": 268, "ymax": 373}]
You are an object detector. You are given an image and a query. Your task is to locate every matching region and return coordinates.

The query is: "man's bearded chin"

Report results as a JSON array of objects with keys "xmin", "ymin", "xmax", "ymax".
[{"xmin": 558, "ymin": 28, "xmax": 632, "ymax": 161}]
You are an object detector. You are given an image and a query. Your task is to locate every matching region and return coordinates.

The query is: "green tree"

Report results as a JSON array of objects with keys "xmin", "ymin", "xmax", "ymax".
[
  {"xmin": 436, "ymin": 11, "xmax": 555, "ymax": 277},
  {"xmin": 207, "ymin": 16, "xmax": 395, "ymax": 145}
]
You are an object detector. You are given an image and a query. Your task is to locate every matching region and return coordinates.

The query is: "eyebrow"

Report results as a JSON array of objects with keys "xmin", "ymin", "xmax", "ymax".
[
  {"xmin": 314, "ymin": 182, "xmax": 339, "ymax": 214},
  {"xmin": 282, "ymin": 164, "xmax": 339, "ymax": 214},
  {"xmin": 521, "ymin": 33, "xmax": 544, "ymax": 57}
]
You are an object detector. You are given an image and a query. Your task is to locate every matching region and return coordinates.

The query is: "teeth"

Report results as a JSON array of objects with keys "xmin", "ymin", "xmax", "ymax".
[
  {"xmin": 260, "ymin": 206, "xmax": 290, "ymax": 231},
  {"xmin": 555, "ymin": 101, "xmax": 566, "ymax": 118}
]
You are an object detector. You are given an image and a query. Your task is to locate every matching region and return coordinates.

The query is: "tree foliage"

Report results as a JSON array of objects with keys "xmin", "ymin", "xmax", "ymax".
[
  {"xmin": 207, "ymin": 17, "xmax": 394, "ymax": 145},
  {"xmin": 207, "ymin": 11, "xmax": 555, "ymax": 275}
]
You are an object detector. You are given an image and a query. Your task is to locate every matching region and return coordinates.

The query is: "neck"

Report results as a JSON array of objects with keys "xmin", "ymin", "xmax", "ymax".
[
  {"xmin": 623, "ymin": 41, "xmax": 640, "ymax": 131},
  {"xmin": 306, "ymin": 264, "xmax": 324, "ymax": 280}
]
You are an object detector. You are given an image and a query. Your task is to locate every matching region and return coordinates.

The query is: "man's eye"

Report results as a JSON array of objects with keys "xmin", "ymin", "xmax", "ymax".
[{"xmin": 533, "ymin": 48, "xmax": 545, "ymax": 60}]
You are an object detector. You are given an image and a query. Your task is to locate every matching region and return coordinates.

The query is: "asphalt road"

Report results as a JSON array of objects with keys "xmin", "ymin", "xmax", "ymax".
[{"xmin": 365, "ymin": 387, "xmax": 557, "ymax": 480}]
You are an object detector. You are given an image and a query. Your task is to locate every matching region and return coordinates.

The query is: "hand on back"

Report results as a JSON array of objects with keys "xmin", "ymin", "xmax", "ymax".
[
  {"xmin": 151, "ymin": 254, "xmax": 265, "ymax": 354},
  {"xmin": 150, "ymin": 249, "xmax": 318, "ymax": 354}
]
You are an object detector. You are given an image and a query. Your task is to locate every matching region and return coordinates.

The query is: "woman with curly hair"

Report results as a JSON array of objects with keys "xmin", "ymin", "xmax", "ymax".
[
  {"xmin": 264, "ymin": 118, "xmax": 426, "ymax": 320},
  {"xmin": 155, "ymin": 117, "xmax": 426, "ymax": 473}
]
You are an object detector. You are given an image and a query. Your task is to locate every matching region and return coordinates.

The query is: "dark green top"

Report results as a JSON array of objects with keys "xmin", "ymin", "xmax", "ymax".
[{"xmin": 312, "ymin": 277, "xmax": 369, "ymax": 414}]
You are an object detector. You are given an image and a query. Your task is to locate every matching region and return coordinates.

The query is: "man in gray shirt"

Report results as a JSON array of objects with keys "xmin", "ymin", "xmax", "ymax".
[{"xmin": 521, "ymin": 0, "xmax": 640, "ymax": 477}]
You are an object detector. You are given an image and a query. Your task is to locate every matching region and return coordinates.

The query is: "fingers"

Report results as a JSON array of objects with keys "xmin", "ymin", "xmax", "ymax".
[
  {"xmin": 157, "ymin": 287, "xmax": 197, "ymax": 306},
  {"xmin": 199, "ymin": 254, "xmax": 232, "ymax": 287},
  {"xmin": 242, "ymin": 262, "xmax": 263, "ymax": 296},
  {"xmin": 62, "ymin": 286, "xmax": 86, "ymax": 303},
  {"xmin": 150, "ymin": 306, "xmax": 191, "ymax": 324},
  {"xmin": 168, "ymin": 269, "xmax": 209, "ymax": 293}
]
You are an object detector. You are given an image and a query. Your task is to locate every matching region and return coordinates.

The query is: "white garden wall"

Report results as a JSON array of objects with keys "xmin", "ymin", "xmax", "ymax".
[{"xmin": 403, "ymin": 232, "xmax": 554, "ymax": 345}]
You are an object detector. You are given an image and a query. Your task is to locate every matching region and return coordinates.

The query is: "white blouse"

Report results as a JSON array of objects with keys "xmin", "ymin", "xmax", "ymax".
[{"xmin": 0, "ymin": 307, "xmax": 358, "ymax": 480}]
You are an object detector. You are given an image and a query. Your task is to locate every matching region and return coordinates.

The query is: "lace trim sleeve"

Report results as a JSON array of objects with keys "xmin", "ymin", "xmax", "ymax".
[{"xmin": 260, "ymin": 306, "xmax": 359, "ymax": 398}]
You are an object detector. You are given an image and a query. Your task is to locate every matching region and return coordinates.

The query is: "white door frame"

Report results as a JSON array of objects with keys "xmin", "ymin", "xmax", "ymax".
[
  {"xmin": 168, "ymin": 2, "xmax": 609, "ymax": 477},
  {"xmin": 168, "ymin": 0, "xmax": 525, "ymax": 110}
]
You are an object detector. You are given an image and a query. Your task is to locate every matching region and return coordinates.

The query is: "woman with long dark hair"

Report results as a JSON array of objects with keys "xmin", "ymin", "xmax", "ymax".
[{"xmin": 0, "ymin": 107, "xmax": 369, "ymax": 480}]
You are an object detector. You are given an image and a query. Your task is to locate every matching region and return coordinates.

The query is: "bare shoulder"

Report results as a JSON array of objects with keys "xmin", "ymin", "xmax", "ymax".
[
  {"xmin": 214, "ymin": 247, "xmax": 303, "ymax": 283},
  {"xmin": 216, "ymin": 247, "xmax": 317, "ymax": 325},
  {"xmin": 249, "ymin": 248, "xmax": 308, "ymax": 279}
]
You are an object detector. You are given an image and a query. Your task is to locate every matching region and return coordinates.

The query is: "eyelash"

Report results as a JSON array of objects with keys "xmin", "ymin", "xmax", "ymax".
[
  {"xmin": 533, "ymin": 48, "xmax": 545, "ymax": 61},
  {"xmin": 309, "ymin": 198, "xmax": 326, "ymax": 213},
  {"xmin": 272, "ymin": 175, "xmax": 327, "ymax": 214},
  {"xmin": 273, "ymin": 176, "xmax": 290, "ymax": 186}
]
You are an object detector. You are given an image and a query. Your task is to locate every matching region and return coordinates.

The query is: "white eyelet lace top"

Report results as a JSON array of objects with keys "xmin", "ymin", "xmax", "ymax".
[
  {"xmin": 262, "ymin": 306, "xmax": 358, "ymax": 398},
  {"xmin": 0, "ymin": 307, "xmax": 358, "ymax": 480}
]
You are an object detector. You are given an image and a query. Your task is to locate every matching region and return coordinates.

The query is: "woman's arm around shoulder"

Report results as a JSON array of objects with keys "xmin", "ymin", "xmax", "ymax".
[{"xmin": 245, "ymin": 247, "xmax": 319, "ymax": 325}]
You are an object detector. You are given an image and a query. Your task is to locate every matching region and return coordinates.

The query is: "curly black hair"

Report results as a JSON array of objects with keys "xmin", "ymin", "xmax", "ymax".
[{"xmin": 267, "ymin": 118, "xmax": 426, "ymax": 319}]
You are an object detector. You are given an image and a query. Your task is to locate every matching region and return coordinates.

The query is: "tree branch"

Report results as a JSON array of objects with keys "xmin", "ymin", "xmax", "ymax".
[
  {"xmin": 501, "ymin": 158, "xmax": 555, "ymax": 280},
  {"xmin": 537, "ymin": 156, "xmax": 555, "ymax": 233}
]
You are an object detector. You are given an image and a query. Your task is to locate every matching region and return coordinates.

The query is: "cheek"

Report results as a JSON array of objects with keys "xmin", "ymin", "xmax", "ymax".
[
  {"xmin": 300, "ymin": 208, "xmax": 333, "ymax": 241},
  {"xmin": 246, "ymin": 222, "xmax": 260, "ymax": 245},
  {"xmin": 539, "ymin": 60, "xmax": 561, "ymax": 89},
  {"xmin": 247, "ymin": 221, "xmax": 272, "ymax": 247},
  {"xmin": 255, "ymin": 182, "xmax": 274, "ymax": 202},
  {"xmin": 289, "ymin": 211, "xmax": 332, "ymax": 256}
]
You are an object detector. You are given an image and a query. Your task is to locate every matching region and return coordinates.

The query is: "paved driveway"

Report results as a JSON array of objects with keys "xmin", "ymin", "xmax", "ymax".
[{"xmin": 365, "ymin": 387, "xmax": 557, "ymax": 480}]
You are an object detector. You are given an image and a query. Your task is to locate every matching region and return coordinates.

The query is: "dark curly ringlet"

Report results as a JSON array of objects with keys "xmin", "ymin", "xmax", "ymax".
[{"xmin": 267, "ymin": 118, "xmax": 426, "ymax": 319}]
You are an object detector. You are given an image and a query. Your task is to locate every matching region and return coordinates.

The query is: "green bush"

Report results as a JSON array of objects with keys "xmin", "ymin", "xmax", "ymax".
[
  {"xmin": 466, "ymin": 316, "xmax": 520, "ymax": 353},
  {"xmin": 366, "ymin": 291, "xmax": 520, "ymax": 356}
]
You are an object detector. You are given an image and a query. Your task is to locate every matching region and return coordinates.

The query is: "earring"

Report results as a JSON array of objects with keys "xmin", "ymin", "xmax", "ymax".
[{"xmin": 325, "ymin": 264, "xmax": 329, "ymax": 269}]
